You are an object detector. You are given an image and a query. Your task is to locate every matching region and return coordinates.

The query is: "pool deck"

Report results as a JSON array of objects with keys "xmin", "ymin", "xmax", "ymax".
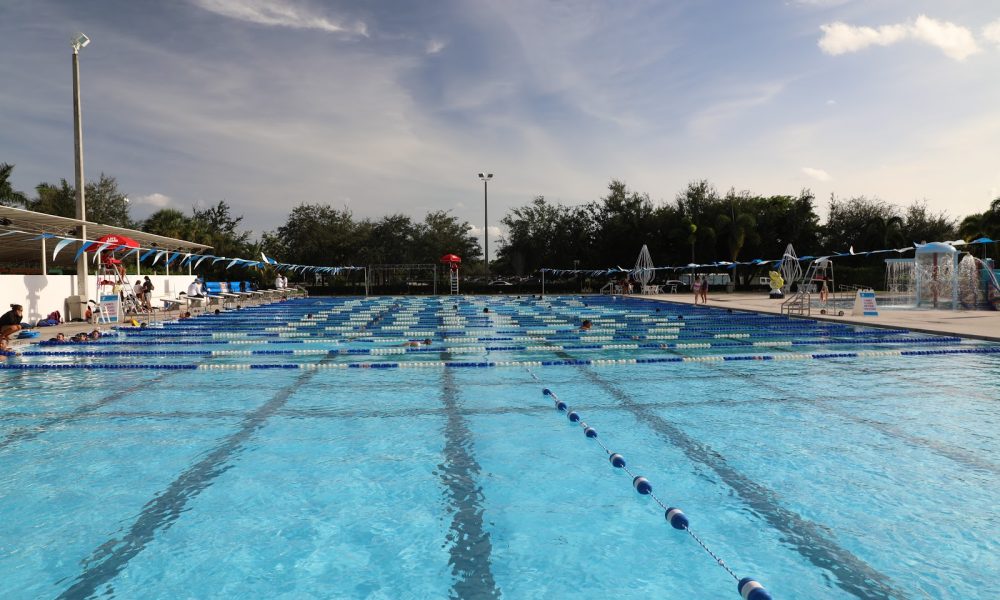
[{"xmin": 643, "ymin": 291, "xmax": 1000, "ymax": 342}]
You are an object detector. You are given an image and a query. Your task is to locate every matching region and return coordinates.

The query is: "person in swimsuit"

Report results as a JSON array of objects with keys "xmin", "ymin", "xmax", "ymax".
[{"xmin": 0, "ymin": 304, "xmax": 24, "ymax": 340}]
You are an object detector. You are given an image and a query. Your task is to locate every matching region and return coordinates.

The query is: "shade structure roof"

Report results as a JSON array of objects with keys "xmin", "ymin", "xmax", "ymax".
[
  {"xmin": 0, "ymin": 205, "xmax": 212, "ymax": 266},
  {"xmin": 914, "ymin": 241, "xmax": 958, "ymax": 255}
]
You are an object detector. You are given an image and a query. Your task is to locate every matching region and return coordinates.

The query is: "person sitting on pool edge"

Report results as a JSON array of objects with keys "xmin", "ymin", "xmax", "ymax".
[{"xmin": 1, "ymin": 304, "xmax": 24, "ymax": 340}]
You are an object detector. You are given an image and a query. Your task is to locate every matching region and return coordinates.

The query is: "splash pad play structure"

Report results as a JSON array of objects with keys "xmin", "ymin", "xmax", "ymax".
[{"xmin": 883, "ymin": 242, "xmax": 1000, "ymax": 310}]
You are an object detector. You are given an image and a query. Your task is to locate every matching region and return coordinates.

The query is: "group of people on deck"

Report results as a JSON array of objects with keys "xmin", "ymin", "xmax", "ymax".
[{"xmin": 131, "ymin": 276, "xmax": 155, "ymax": 311}]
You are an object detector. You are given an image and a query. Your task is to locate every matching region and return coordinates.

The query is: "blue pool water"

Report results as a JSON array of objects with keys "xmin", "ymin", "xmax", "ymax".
[{"xmin": 1, "ymin": 295, "xmax": 998, "ymax": 599}]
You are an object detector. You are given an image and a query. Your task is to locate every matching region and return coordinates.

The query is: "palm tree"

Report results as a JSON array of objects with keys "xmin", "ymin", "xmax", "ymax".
[{"xmin": 0, "ymin": 163, "xmax": 29, "ymax": 208}]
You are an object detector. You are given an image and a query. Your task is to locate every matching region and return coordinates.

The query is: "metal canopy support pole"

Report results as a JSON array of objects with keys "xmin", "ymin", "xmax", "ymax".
[
  {"xmin": 541, "ymin": 270, "xmax": 545, "ymax": 297},
  {"xmin": 364, "ymin": 267, "xmax": 369, "ymax": 297},
  {"xmin": 72, "ymin": 45, "xmax": 88, "ymax": 300},
  {"xmin": 41, "ymin": 236, "xmax": 47, "ymax": 275},
  {"xmin": 136, "ymin": 250, "xmax": 141, "ymax": 276}
]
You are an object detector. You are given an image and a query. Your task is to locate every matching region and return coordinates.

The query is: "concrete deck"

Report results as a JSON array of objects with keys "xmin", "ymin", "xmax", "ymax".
[{"xmin": 641, "ymin": 291, "xmax": 1000, "ymax": 342}]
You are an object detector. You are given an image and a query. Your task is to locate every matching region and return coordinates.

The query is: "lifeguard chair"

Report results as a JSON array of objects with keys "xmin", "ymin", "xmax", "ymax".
[
  {"xmin": 440, "ymin": 254, "xmax": 461, "ymax": 295},
  {"xmin": 90, "ymin": 234, "xmax": 142, "ymax": 318}
]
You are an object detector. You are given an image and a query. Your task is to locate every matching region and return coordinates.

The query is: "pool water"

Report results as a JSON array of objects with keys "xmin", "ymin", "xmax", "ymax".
[{"xmin": 1, "ymin": 295, "xmax": 998, "ymax": 599}]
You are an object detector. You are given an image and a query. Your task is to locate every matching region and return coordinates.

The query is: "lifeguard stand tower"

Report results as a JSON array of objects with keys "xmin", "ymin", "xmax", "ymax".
[
  {"xmin": 91, "ymin": 234, "xmax": 143, "ymax": 319},
  {"xmin": 440, "ymin": 254, "xmax": 461, "ymax": 295},
  {"xmin": 803, "ymin": 257, "xmax": 835, "ymax": 303}
]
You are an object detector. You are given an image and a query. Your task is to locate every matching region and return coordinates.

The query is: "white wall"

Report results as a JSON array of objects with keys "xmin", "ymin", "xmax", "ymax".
[{"xmin": 0, "ymin": 274, "xmax": 198, "ymax": 323}]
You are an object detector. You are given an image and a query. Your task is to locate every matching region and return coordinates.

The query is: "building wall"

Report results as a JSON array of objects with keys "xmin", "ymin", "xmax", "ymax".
[{"xmin": 0, "ymin": 274, "xmax": 198, "ymax": 322}]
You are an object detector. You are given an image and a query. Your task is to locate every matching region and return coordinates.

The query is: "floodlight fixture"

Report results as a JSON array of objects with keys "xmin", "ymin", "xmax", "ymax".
[
  {"xmin": 72, "ymin": 32, "xmax": 90, "ymax": 52},
  {"xmin": 478, "ymin": 172, "xmax": 494, "ymax": 278}
]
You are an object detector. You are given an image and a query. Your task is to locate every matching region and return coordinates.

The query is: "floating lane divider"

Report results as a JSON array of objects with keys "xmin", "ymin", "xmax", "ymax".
[
  {"xmin": 537, "ymin": 382, "xmax": 772, "ymax": 600},
  {"xmin": 4, "ymin": 345, "xmax": 1000, "ymax": 371},
  {"xmin": 18, "ymin": 336, "xmax": 962, "ymax": 359}
]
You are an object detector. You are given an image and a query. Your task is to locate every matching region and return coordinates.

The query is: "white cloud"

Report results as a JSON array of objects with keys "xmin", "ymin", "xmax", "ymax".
[
  {"xmin": 818, "ymin": 15, "xmax": 979, "ymax": 61},
  {"xmin": 134, "ymin": 193, "xmax": 172, "ymax": 208},
  {"xmin": 910, "ymin": 15, "xmax": 979, "ymax": 61},
  {"xmin": 801, "ymin": 167, "xmax": 832, "ymax": 182},
  {"xmin": 818, "ymin": 22, "xmax": 908, "ymax": 55},
  {"xmin": 826, "ymin": 99, "xmax": 837, "ymax": 105},
  {"xmin": 984, "ymin": 19, "xmax": 1000, "ymax": 46},
  {"xmin": 191, "ymin": 0, "xmax": 366, "ymax": 35},
  {"xmin": 468, "ymin": 225, "xmax": 503, "ymax": 238},
  {"xmin": 426, "ymin": 39, "xmax": 447, "ymax": 55}
]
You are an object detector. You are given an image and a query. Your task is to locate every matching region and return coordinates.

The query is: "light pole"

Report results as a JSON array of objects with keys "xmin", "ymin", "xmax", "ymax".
[
  {"xmin": 478, "ymin": 172, "xmax": 493, "ymax": 281},
  {"xmin": 72, "ymin": 32, "xmax": 90, "ymax": 299}
]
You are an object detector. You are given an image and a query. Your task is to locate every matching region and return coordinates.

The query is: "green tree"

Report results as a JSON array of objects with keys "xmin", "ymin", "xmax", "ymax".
[
  {"xmin": 412, "ymin": 210, "xmax": 481, "ymax": 265},
  {"xmin": 84, "ymin": 173, "xmax": 134, "ymax": 228},
  {"xmin": 0, "ymin": 163, "xmax": 29, "ymax": 208},
  {"xmin": 714, "ymin": 189, "xmax": 759, "ymax": 263},
  {"xmin": 190, "ymin": 201, "xmax": 250, "ymax": 256},
  {"xmin": 958, "ymin": 197, "xmax": 1000, "ymax": 260},
  {"xmin": 263, "ymin": 204, "xmax": 360, "ymax": 267},
  {"xmin": 497, "ymin": 197, "xmax": 592, "ymax": 274},
  {"xmin": 588, "ymin": 180, "xmax": 657, "ymax": 266},
  {"xmin": 901, "ymin": 200, "xmax": 956, "ymax": 244},
  {"xmin": 958, "ymin": 199, "xmax": 1000, "ymax": 240},
  {"xmin": 29, "ymin": 180, "xmax": 76, "ymax": 218},
  {"xmin": 360, "ymin": 214, "xmax": 417, "ymax": 264},
  {"xmin": 142, "ymin": 208, "xmax": 193, "ymax": 239},
  {"xmin": 824, "ymin": 196, "xmax": 904, "ymax": 251}
]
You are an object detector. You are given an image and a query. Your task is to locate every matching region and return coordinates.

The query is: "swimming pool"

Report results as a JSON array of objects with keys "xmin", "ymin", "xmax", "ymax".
[{"xmin": 1, "ymin": 296, "xmax": 997, "ymax": 599}]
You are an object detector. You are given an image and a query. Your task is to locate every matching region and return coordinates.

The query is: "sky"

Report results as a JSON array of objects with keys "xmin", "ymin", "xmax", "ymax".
[{"xmin": 2, "ymin": 0, "xmax": 999, "ymax": 251}]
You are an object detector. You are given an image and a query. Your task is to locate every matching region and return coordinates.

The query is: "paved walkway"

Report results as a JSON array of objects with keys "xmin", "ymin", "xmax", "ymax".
[{"xmin": 641, "ymin": 291, "xmax": 1000, "ymax": 342}]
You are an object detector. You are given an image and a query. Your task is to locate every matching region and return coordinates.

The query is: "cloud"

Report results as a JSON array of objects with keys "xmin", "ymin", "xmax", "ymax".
[
  {"xmin": 818, "ymin": 15, "xmax": 979, "ymax": 61},
  {"xmin": 801, "ymin": 167, "xmax": 832, "ymax": 182},
  {"xmin": 191, "ymin": 0, "xmax": 366, "ymax": 35},
  {"xmin": 426, "ymin": 39, "xmax": 447, "ymax": 55},
  {"xmin": 984, "ymin": 19, "xmax": 1000, "ymax": 46},
  {"xmin": 818, "ymin": 22, "xmax": 909, "ymax": 55},
  {"xmin": 133, "ymin": 193, "xmax": 172, "ymax": 208},
  {"xmin": 910, "ymin": 15, "xmax": 979, "ymax": 61},
  {"xmin": 688, "ymin": 82, "xmax": 785, "ymax": 139},
  {"xmin": 468, "ymin": 225, "xmax": 503, "ymax": 238},
  {"xmin": 826, "ymin": 99, "xmax": 837, "ymax": 105}
]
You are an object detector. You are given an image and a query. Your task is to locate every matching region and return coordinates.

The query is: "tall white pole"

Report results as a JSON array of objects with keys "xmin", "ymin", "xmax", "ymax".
[
  {"xmin": 41, "ymin": 236, "xmax": 48, "ymax": 275},
  {"xmin": 72, "ymin": 40, "xmax": 88, "ymax": 299}
]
